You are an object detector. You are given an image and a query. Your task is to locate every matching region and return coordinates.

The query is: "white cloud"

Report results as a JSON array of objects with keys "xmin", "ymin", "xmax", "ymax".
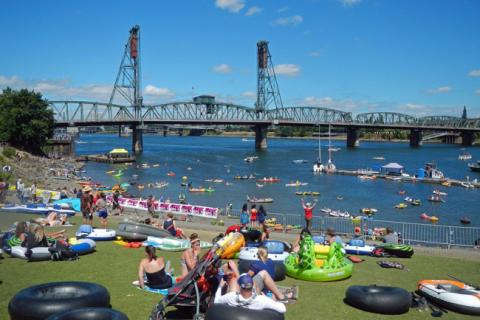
[
  {"xmin": 0, "ymin": 75, "xmax": 23, "ymax": 87},
  {"xmin": 309, "ymin": 51, "xmax": 321, "ymax": 57},
  {"xmin": 272, "ymin": 15, "xmax": 303, "ymax": 26},
  {"xmin": 212, "ymin": 63, "xmax": 232, "ymax": 74},
  {"xmin": 427, "ymin": 86, "xmax": 452, "ymax": 94},
  {"xmin": 468, "ymin": 70, "xmax": 480, "ymax": 77},
  {"xmin": 215, "ymin": 0, "xmax": 245, "ymax": 13},
  {"xmin": 277, "ymin": 7, "xmax": 288, "ymax": 13},
  {"xmin": 301, "ymin": 96, "xmax": 359, "ymax": 112},
  {"xmin": 144, "ymin": 85, "xmax": 175, "ymax": 98},
  {"xmin": 274, "ymin": 64, "xmax": 300, "ymax": 77},
  {"xmin": 242, "ymin": 91, "xmax": 256, "ymax": 100},
  {"xmin": 245, "ymin": 6, "xmax": 262, "ymax": 16},
  {"xmin": 475, "ymin": 89, "xmax": 480, "ymax": 96},
  {"xmin": 340, "ymin": 0, "xmax": 361, "ymax": 7}
]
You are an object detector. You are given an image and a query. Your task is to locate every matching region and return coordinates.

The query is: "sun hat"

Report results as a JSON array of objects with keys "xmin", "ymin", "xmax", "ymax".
[
  {"xmin": 237, "ymin": 273, "xmax": 254, "ymax": 289},
  {"xmin": 83, "ymin": 186, "xmax": 92, "ymax": 192}
]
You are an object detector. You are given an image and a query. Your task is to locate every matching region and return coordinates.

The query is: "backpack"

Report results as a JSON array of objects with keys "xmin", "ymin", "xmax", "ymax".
[{"xmin": 49, "ymin": 240, "xmax": 78, "ymax": 261}]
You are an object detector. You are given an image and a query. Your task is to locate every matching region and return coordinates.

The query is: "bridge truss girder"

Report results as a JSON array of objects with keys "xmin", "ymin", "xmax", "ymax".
[{"xmin": 48, "ymin": 101, "xmax": 480, "ymax": 131}]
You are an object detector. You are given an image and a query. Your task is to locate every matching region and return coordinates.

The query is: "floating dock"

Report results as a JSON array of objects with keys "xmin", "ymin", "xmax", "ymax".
[
  {"xmin": 334, "ymin": 169, "xmax": 479, "ymax": 188},
  {"xmin": 75, "ymin": 155, "xmax": 136, "ymax": 163}
]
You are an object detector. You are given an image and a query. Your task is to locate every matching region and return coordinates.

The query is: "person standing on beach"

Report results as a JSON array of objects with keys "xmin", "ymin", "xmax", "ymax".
[
  {"xmin": 112, "ymin": 190, "xmax": 124, "ymax": 215},
  {"xmin": 147, "ymin": 195, "xmax": 155, "ymax": 217},
  {"xmin": 16, "ymin": 178, "xmax": 24, "ymax": 203},
  {"xmin": 301, "ymin": 198, "xmax": 317, "ymax": 232},
  {"xmin": 240, "ymin": 203, "xmax": 249, "ymax": 227},
  {"xmin": 96, "ymin": 192, "xmax": 108, "ymax": 228},
  {"xmin": 250, "ymin": 204, "xmax": 258, "ymax": 228},
  {"xmin": 81, "ymin": 187, "xmax": 94, "ymax": 225},
  {"xmin": 30, "ymin": 182, "xmax": 37, "ymax": 203}
]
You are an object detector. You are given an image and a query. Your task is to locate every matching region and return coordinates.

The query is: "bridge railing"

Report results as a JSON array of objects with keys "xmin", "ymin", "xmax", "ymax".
[{"xmin": 221, "ymin": 208, "xmax": 480, "ymax": 249}]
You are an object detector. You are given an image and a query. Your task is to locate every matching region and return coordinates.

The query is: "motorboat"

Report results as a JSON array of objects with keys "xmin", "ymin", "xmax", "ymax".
[
  {"xmin": 394, "ymin": 203, "xmax": 408, "ymax": 209},
  {"xmin": 328, "ymin": 210, "xmax": 350, "ymax": 218},
  {"xmin": 293, "ymin": 159, "xmax": 308, "ymax": 164},
  {"xmin": 244, "ymin": 156, "xmax": 258, "ymax": 163},
  {"xmin": 468, "ymin": 161, "xmax": 480, "ymax": 172},
  {"xmin": 433, "ymin": 190, "xmax": 447, "ymax": 196},
  {"xmin": 256, "ymin": 177, "xmax": 280, "ymax": 183},
  {"xmin": 428, "ymin": 195, "xmax": 445, "ymax": 203},
  {"xmin": 458, "ymin": 152, "xmax": 472, "ymax": 161},
  {"xmin": 460, "ymin": 217, "xmax": 471, "ymax": 224},
  {"xmin": 372, "ymin": 156, "xmax": 385, "ymax": 160},
  {"xmin": 461, "ymin": 181, "xmax": 475, "ymax": 188},
  {"xmin": 313, "ymin": 162, "xmax": 324, "ymax": 173},
  {"xmin": 246, "ymin": 196, "xmax": 273, "ymax": 203},
  {"xmin": 320, "ymin": 208, "xmax": 332, "ymax": 214},
  {"xmin": 425, "ymin": 163, "xmax": 445, "ymax": 179},
  {"xmin": 328, "ymin": 147, "xmax": 341, "ymax": 152}
]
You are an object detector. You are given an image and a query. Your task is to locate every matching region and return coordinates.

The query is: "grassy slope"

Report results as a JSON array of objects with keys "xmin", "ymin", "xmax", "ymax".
[{"xmin": 1, "ymin": 213, "xmax": 479, "ymax": 320}]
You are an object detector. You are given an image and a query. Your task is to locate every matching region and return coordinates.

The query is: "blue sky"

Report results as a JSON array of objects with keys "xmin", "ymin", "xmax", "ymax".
[{"xmin": 0, "ymin": 0, "xmax": 479, "ymax": 117}]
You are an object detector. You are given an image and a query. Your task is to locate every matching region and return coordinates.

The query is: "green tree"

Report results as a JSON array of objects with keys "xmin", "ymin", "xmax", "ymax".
[{"xmin": 0, "ymin": 88, "xmax": 54, "ymax": 154}]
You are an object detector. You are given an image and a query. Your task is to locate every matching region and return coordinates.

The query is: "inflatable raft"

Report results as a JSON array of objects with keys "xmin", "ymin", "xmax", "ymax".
[
  {"xmin": 117, "ymin": 221, "xmax": 171, "ymax": 239},
  {"xmin": 0, "ymin": 204, "xmax": 76, "ymax": 216},
  {"xmin": 9, "ymin": 246, "xmax": 51, "ymax": 261},
  {"xmin": 418, "ymin": 280, "xmax": 480, "ymax": 315},
  {"xmin": 345, "ymin": 285, "xmax": 411, "ymax": 314},
  {"xmin": 378, "ymin": 243, "xmax": 414, "ymax": 258},
  {"xmin": 76, "ymin": 225, "xmax": 116, "ymax": 241},
  {"xmin": 285, "ymin": 235, "xmax": 353, "ymax": 282},
  {"xmin": 142, "ymin": 236, "xmax": 212, "ymax": 251},
  {"xmin": 344, "ymin": 239, "xmax": 375, "ymax": 256},
  {"xmin": 70, "ymin": 239, "xmax": 96, "ymax": 255}
]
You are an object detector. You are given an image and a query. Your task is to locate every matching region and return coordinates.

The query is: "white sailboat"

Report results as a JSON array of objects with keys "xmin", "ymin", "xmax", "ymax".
[
  {"xmin": 313, "ymin": 124, "xmax": 324, "ymax": 173},
  {"xmin": 325, "ymin": 124, "xmax": 336, "ymax": 173}
]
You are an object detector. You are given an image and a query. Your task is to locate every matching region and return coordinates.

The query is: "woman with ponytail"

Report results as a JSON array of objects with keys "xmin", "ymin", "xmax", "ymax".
[{"xmin": 137, "ymin": 245, "xmax": 172, "ymax": 289}]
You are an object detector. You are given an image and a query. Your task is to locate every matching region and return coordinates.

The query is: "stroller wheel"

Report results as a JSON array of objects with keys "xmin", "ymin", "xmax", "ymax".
[
  {"xmin": 149, "ymin": 303, "xmax": 166, "ymax": 320},
  {"xmin": 192, "ymin": 314, "xmax": 205, "ymax": 320}
]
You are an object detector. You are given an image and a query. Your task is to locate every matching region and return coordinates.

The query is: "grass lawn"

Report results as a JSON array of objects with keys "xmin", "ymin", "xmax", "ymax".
[{"xmin": 1, "ymin": 213, "xmax": 479, "ymax": 320}]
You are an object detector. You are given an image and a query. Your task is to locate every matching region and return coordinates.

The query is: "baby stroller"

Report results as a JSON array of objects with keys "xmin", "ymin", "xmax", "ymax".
[{"xmin": 149, "ymin": 247, "xmax": 222, "ymax": 320}]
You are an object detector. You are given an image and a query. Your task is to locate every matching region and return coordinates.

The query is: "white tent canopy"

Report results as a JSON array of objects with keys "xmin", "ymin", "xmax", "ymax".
[{"xmin": 382, "ymin": 162, "xmax": 404, "ymax": 169}]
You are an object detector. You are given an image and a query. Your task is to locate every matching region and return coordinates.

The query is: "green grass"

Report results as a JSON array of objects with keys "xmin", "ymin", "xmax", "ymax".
[{"xmin": 1, "ymin": 213, "xmax": 480, "ymax": 319}]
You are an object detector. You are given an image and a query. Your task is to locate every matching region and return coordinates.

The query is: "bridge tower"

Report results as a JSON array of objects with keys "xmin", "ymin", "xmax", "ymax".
[
  {"xmin": 255, "ymin": 41, "xmax": 283, "ymax": 149},
  {"xmin": 109, "ymin": 25, "xmax": 144, "ymax": 153}
]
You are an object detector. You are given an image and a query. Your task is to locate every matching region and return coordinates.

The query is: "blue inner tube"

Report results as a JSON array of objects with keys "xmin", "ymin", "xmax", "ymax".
[
  {"xmin": 345, "ymin": 285, "xmax": 411, "ymax": 315},
  {"xmin": 46, "ymin": 307, "xmax": 128, "ymax": 320},
  {"xmin": 8, "ymin": 281, "xmax": 110, "ymax": 320},
  {"xmin": 206, "ymin": 304, "xmax": 284, "ymax": 320}
]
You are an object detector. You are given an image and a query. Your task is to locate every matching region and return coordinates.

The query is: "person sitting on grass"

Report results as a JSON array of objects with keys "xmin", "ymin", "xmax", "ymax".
[
  {"xmin": 214, "ymin": 273, "xmax": 286, "ymax": 313},
  {"xmin": 22, "ymin": 224, "xmax": 49, "ymax": 249},
  {"xmin": 6, "ymin": 221, "xmax": 28, "ymax": 247},
  {"xmin": 181, "ymin": 233, "xmax": 201, "ymax": 276},
  {"xmin": 247, "ymin": 247, "xmax": 297, "ymax": 301},
  {"xmin": 382, "ymin": 227, "xmax": 399, "ymax": 244},
  {"xmin": 162, "ymin": 213, "xmax": 185, "ymax": 239},
  {"xmin": 137, "ymin": 245, "xmax": 172, "ymax": 290},
  {"xmin": 325, "ymin": 227, "xmax": 343, "ymax": 245}
]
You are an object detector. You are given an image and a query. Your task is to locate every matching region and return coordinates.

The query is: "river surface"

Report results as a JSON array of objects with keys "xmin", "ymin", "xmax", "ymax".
[{"xmin": 75, "ymin": 134, "xmax": 480, "ymax": 227}]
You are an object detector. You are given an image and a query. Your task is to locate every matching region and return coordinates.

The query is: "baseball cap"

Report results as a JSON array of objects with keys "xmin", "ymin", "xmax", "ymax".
[{"xmin": 237, "ymin": 273, "xmax": 253, "ymax": 289}]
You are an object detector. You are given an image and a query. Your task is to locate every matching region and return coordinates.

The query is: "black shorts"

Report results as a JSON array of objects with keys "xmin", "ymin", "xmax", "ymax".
[{"xmin": 82, "ymin": 211, "xmax": 93, "ymax": 220}]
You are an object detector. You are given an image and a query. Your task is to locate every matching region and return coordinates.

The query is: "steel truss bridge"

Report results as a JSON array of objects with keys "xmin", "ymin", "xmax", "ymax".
[{"xmin": 50, "ymin": 100, "xmax": 480, "ymax": 132}]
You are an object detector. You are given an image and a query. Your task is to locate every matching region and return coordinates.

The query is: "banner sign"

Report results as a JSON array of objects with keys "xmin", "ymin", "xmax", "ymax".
[{"xmin": 106, "ymin": 195, "xmax": 219, "ymax": 219}]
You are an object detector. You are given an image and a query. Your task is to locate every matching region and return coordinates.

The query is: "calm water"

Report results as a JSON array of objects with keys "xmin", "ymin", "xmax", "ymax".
[{"xmin": 76, "ymin": 134, "xmax": 480, "ymax": 227}]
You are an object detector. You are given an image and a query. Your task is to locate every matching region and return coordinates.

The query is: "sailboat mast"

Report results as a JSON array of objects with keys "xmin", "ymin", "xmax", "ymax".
[
  {"xmin": 328, "ymin": 124, "xmax": 332, "ymax": 163},
  {"xmin": 318, "ymin": 124, "xmax": 322, "ymax": 163}
]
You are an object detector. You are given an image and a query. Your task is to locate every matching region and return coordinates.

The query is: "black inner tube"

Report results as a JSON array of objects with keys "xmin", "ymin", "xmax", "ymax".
[
  {"xmin": 46, "ymin": 307, "xmax": 128, "ymax": 320},
  {"xmin": 206, "ymin": 303, "xmax": 284, "ymax": 320},
  {"xmin": 8, "ymin": 282, "xmax": 110, "ymax": 320},
  {"xmin": 345, "ymin": 285, "xmax": 411, "ymax": 315}
]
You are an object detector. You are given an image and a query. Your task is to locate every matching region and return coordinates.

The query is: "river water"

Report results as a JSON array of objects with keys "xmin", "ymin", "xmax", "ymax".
[{"xmin": 75, "ymin": 134, "xmax": 480, "ymax": 227}]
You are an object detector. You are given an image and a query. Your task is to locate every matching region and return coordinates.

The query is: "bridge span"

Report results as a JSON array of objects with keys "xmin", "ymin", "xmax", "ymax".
[{"xmin": 49, "ymin": 100, "xmax": 480, "ymax": 149}]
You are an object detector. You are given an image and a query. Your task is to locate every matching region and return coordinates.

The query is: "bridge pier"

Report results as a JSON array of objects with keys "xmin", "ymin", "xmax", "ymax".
[
  {"xmin": 132, "ymin": 124, "xmax": 143, "ymax": 153},
  {"xmin": 409, "ymin": 128, "xmax": 422, "ymax": 147},
  {"xmin": 346, "ymin": 127, "xmax": 359, "ymax": 148},
  {"xmin": 163, "ymin": 126, "xmax": 168, "ymax": 136},
  {"xmin": 254, "ymin": 125, "xmax": 268, "ymax": 149},
  {"xmin": 461, "ymin": 131, "xmax": 474, "ymax": 146}
]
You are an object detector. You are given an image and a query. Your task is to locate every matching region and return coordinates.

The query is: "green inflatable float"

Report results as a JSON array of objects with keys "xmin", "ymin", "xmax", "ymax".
[{"xmin": 285, "ymin": 235, "xmax": 353, "ymax": 282}]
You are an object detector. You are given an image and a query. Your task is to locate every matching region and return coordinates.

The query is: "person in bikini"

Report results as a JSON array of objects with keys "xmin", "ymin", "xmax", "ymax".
[
  {"xmin": 180, "ymin": 233, "xmax": 202, "ymax": 276},
  {"xmin": 137, "ymin": 245, "xmax": 172, "ymax": 290},
  {"xmin": 162, "ymin": 213, "xmax": 185, "ymax": 239}
]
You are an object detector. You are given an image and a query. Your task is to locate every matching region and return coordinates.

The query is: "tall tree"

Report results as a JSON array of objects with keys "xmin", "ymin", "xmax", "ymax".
[
  {"xmin": 0, "ymin": 88, "xmax": 54, "ymax": 154},
  {"xmin": 461, "ymin": 106, "xmax": 467, "ymax": 119}
]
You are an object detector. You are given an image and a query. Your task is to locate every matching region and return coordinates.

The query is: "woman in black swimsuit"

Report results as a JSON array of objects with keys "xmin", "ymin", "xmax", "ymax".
[{"xmin": 137, "ymin": 246, "xmax": 172, "ymax": 289}]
